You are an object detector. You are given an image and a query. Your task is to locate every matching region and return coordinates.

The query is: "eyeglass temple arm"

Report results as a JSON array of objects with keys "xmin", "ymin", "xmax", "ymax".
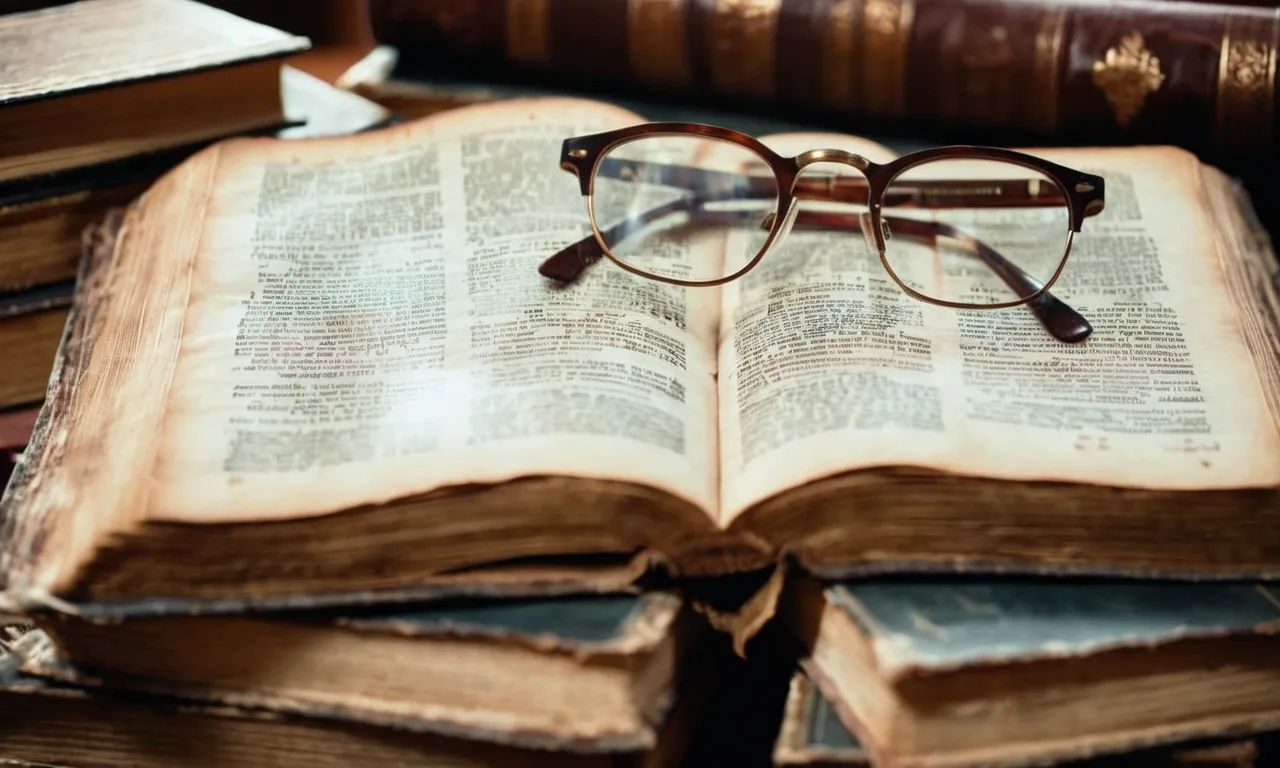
[
  {"xmin": 539, "ymin": 196, "xmax": 692, "ymax": 279},
  {"xmin": 538, "ymin": 201, "xmax": 1091, "ymax": 343},
  {"xmin": 789, "ymin": 210, "xmax": 1091, "ymax": 343},
  {"xmin": 590, "ymin": 157, "xmax": 1102, "ymax": 215}
]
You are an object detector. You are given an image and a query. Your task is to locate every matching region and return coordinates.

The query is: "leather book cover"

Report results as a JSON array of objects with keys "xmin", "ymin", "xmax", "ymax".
[
  {"xmin": 30, "ymin": 592, "xmax": 683, "ymax": 666},
  {"xmin": 0, "ymin": 0, "xmax": 308, "ymax": 108},
  {"xmin": 827, "ymin": 580, "xmax": 1280, "ymax": 677},
  {"xmin": 332, "ymin": 591, "xmax": 674, "ymax": 650},
  {"xmin": 21, "ymin": 592, "xmax": 697, "ymax": 753},
  {"xmin": 367, "ymin": 0, "xmax": 1280, "ymax": 172}
]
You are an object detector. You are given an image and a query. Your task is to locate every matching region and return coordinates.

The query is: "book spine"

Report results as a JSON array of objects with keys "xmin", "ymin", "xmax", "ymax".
[
  {"xmin": 1159, "ymin": 0, "xmax": 1280, "ymax": 6},
  {"xmin": 368, "ymin": 0, "xmax": 1279, "ymax": 169}
]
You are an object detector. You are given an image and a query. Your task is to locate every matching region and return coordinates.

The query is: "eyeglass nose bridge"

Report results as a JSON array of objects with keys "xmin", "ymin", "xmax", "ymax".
[
  {"xmin": 793, "ymin": 148, "xmax": 872, "ymax": 173},
  {"xmin": 791, "ymin": 149, "xmax": 879, "ymax": 252}
]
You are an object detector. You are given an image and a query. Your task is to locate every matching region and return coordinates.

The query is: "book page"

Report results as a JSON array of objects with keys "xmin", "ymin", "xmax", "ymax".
[
  {"xmin": 718, "ymin": 138, "xmax": 1280, "ymax": 520},
  {"xmin": 144, "ymin": 98, "xmax": 722, "ymax": 524}
]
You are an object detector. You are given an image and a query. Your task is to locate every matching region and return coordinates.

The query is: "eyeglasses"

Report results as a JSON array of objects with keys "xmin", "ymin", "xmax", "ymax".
[{"xmin": 538, "ymin": 122, "xmax": 1107, "ymax": 344}]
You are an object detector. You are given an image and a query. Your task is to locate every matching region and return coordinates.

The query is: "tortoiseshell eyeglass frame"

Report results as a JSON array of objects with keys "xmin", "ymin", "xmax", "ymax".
[{"xmin": 538, "ymin": 122, "xmax": 1107, "ymax": 344}]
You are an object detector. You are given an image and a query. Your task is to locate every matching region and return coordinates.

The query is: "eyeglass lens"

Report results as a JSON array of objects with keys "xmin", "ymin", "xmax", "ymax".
[
  {"xmin": 591, "ymin": 135, "xmax": 778, "ymax": 283},
  {"xmin": 881, "ymin": 159, "xmax": 1071, "ymax": 306},
  {"xmin": 589, "ymin": 137, "xmax": 1072, "ymax": 306}
]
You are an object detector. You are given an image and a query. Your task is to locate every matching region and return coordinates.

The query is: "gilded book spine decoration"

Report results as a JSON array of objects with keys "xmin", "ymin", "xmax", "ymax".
[{"xmin": 369, "ymin": 0, "xmax": 1280, "ymax": 170}]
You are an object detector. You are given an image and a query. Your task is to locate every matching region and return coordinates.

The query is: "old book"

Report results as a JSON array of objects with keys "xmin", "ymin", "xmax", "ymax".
[
  {"xmin": 22, "ymin": 591, "xmax": 702, "ymax": 750},
  {"xmin": 0, "ymin": 625, "xmax": 711, "ymax": 767},
  {"xmin": 0, "ymin": 0, "xmax": 309, "ymax": 184},
  {"xmin": 772, "ymin": 668, "xmax": 1264, "ymax": 768},
  {"xmin": 366, "ymin": 0, "xmax": 1280, "ymax": 175},
  {"xmin": 0, "ymin": 280, "xmax": 73, "ymax": 410},
  {"xmin": 779, "ymin": 578, "xmax": 1280, "ymax": 768},
  {"xmin": 5, "ymin": 96, "xmax": 1280, "ymax": 617},
  {"xmin": 0, "ymin": 65, "xmax": 390, "ymax": 296}
]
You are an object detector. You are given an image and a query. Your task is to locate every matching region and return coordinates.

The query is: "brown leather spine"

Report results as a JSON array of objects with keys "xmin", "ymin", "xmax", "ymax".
[{"xmin": 369, "ymin": 0, "xmax": 1279, "ymax": 169}]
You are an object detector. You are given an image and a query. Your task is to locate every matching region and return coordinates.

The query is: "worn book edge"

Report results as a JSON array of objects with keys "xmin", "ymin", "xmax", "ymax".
[
  {"xmin": 21, "ymin": 593, "xmax": 704, "ymax": 753},
  {"xmin": 3, "ymin": 627, "xmax": 720, "ymax": 766},
  {"xmin": 826, "ymin": 581, "xmax": 1280, "ymax": 681}
]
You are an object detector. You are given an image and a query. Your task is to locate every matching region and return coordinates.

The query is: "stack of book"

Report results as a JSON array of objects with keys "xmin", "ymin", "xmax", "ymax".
[
  {"xmin": 0, "ymin": 0, "xmax": 389, "ymax": 484},
  {"xmin": 1, "ymin": 3, "xmax": 1280, "ymax": 766}
]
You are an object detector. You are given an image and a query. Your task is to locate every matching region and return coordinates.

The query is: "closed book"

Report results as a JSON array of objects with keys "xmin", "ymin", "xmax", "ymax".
[
  {"xmin": 779, "ymin": 578, "xmax": 1280, "ymax": 768},
  {"xmin": 22, "ymin": 592, "xmax": 704, "ymax": 751},
  {"xmin": 0, "ymin": 619, "xmax": 712, "ymax": 767},
  {"xmin": 0, "ymin": 0, "xmax": 309, "ymax": 184},
  {"xmin": 773, "ymin": 669, "xmax": 1263, "ymax": 768}
]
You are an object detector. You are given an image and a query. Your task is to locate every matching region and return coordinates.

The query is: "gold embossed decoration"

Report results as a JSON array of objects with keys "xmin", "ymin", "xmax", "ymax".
[
  {"xmin": 1091, "ymin": 30, "xmax": 1165, "ymax": 127},
  {"xmin": 1216, "ymin": 14, "xmax": 1278, "ymax": 164}
]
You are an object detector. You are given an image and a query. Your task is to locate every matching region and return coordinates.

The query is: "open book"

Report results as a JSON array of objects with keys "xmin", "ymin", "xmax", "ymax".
[{"xmin": 3, "ymin": 97, "xmax": 1280, "ymax": 613}]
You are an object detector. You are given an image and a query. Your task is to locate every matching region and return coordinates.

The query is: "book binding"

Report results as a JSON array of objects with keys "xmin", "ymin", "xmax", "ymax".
[{"xmin": 368, "ymin": 0, "xmax": 1280, "ymax": 172}]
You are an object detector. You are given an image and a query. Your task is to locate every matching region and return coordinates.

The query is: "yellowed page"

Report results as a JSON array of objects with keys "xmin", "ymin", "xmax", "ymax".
[
  {"xmin": 719, "ymin": 136, "xmax": 1280, "ymax": 521},
  {"xmin": 145, "ymin": 97, "xmax": 721, "ymax": 524}
]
